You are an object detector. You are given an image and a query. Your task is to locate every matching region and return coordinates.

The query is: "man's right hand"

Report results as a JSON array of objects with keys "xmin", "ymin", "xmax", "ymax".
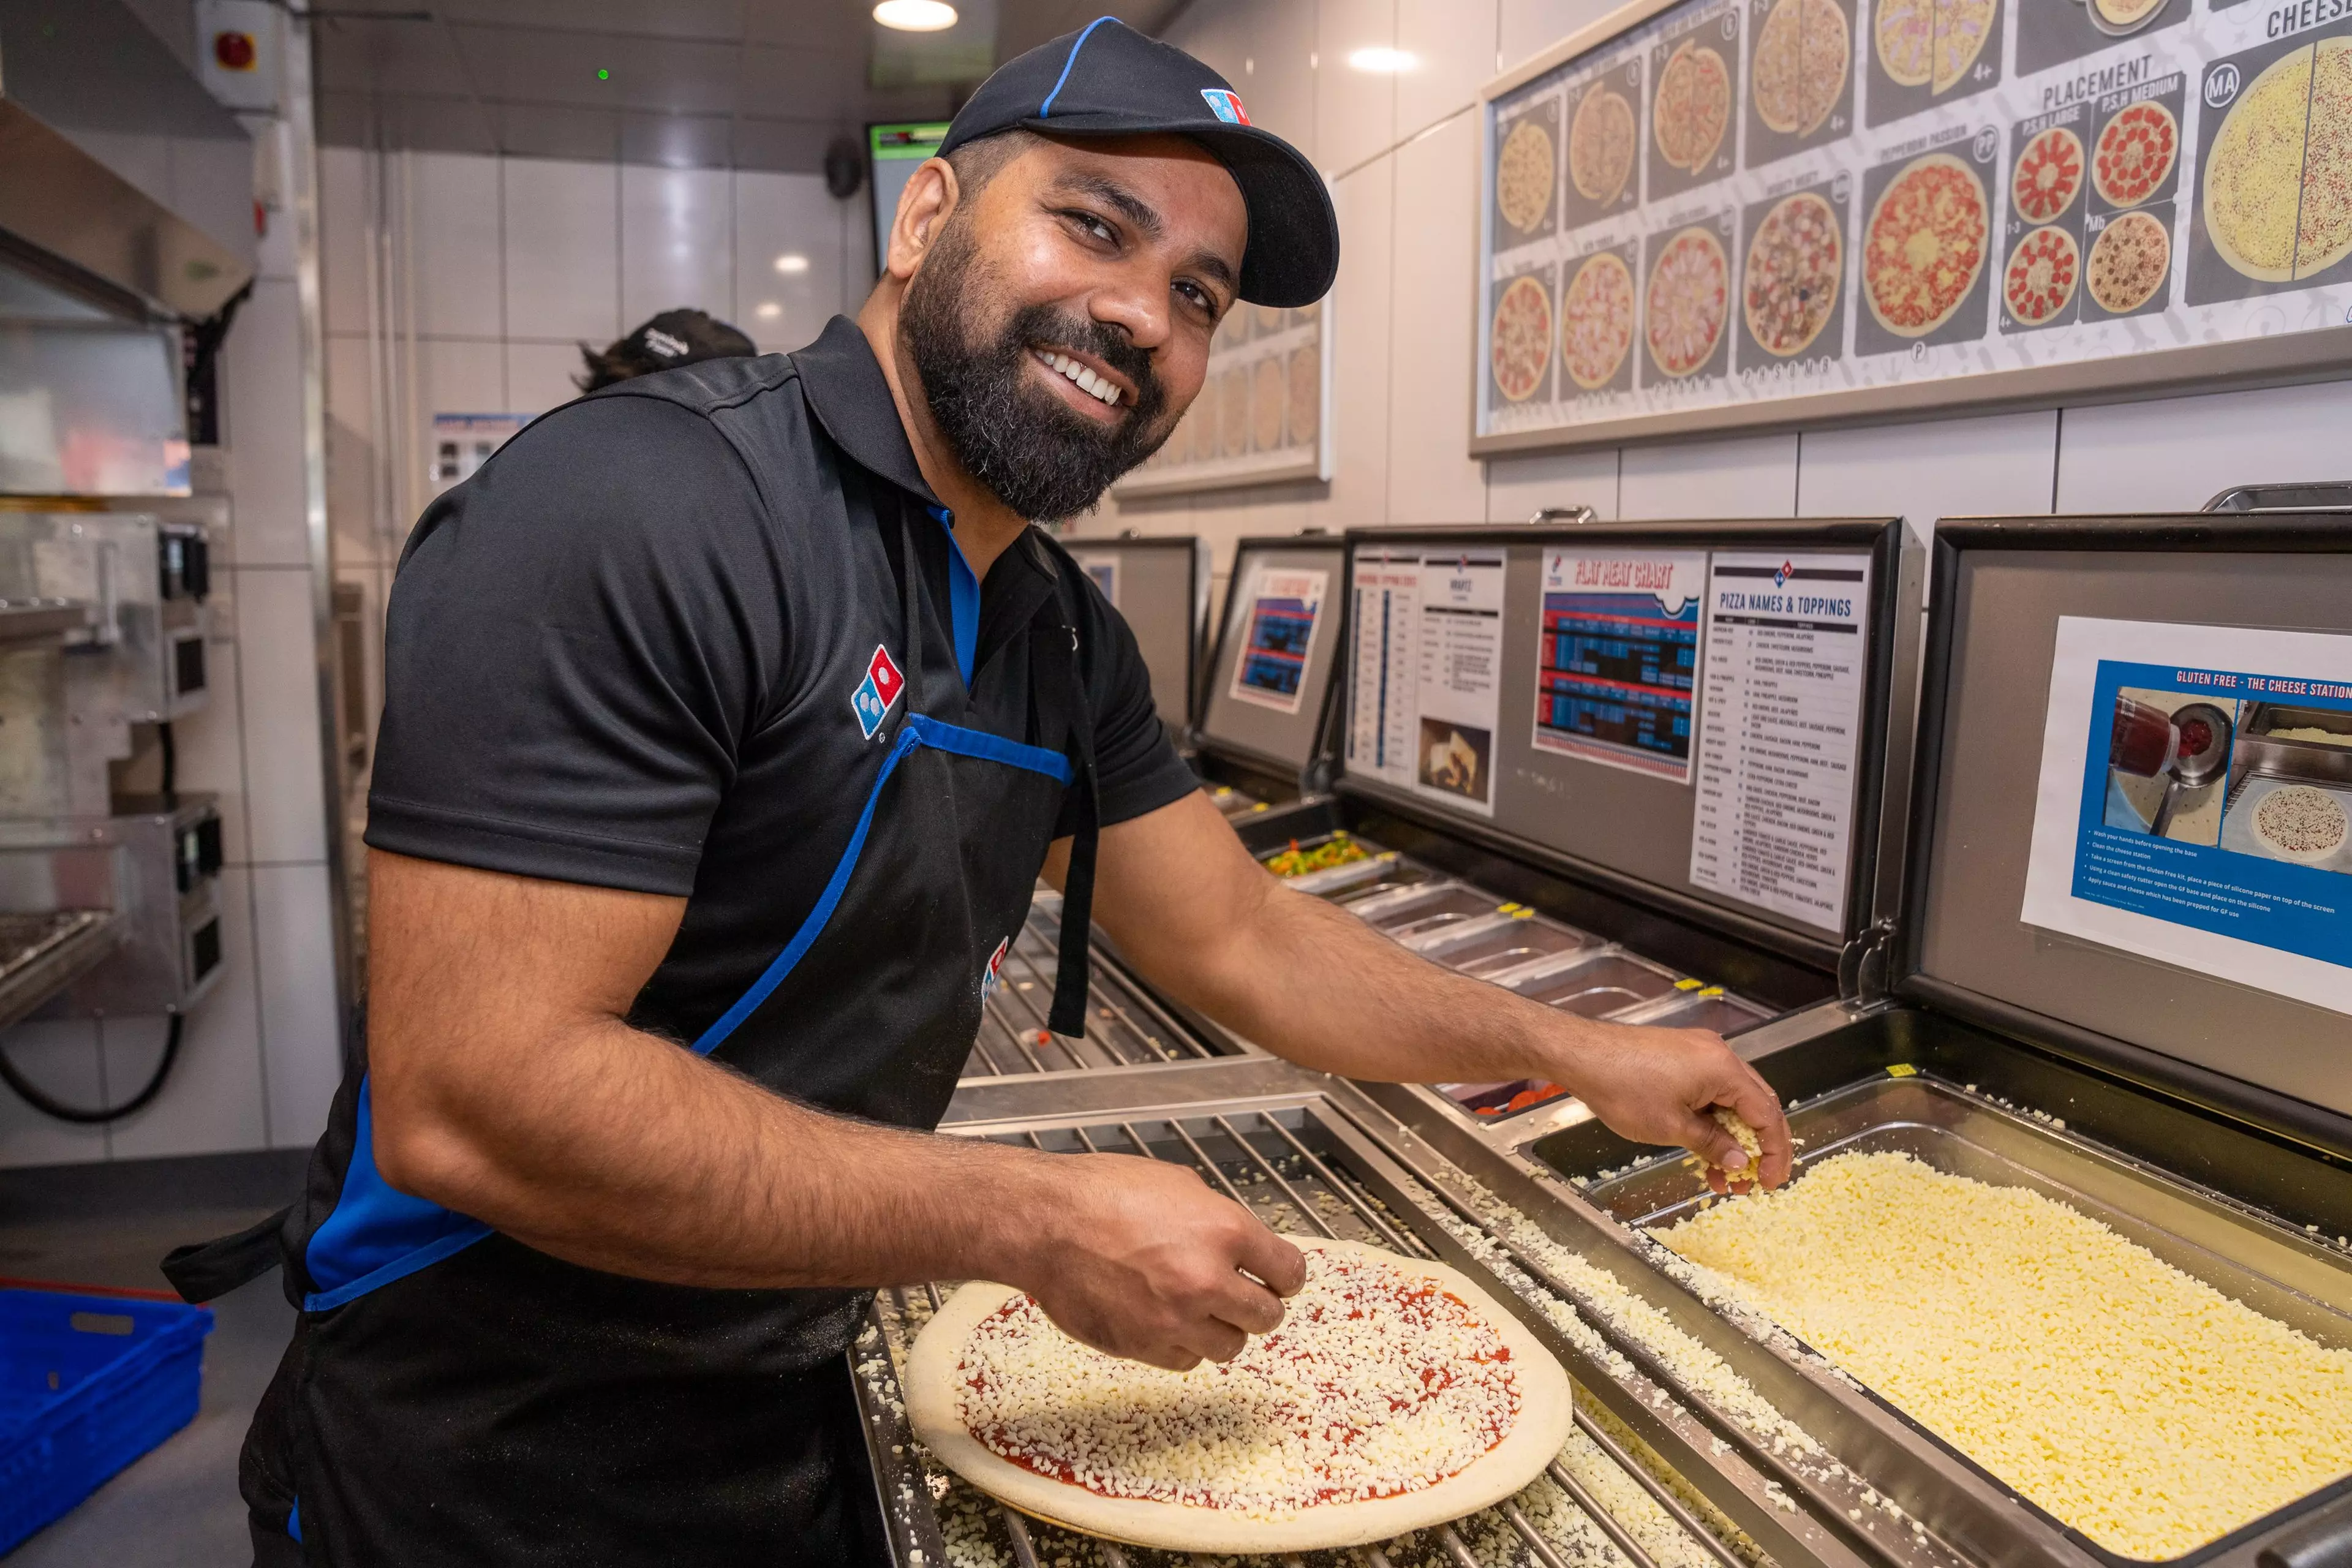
[{"xmin": 1014, "ymin": 1152, "xmax": 1306, "ymax": 1372}]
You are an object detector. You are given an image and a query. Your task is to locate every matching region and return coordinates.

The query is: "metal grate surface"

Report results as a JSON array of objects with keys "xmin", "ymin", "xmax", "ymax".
[
  {"xmin": 857, "ymin": 1099, "xmax": 1754, "ymax": 1568},
  {"xmin": 964, "ymin": 895, "xmax": 1223, "ymax": 1077}
]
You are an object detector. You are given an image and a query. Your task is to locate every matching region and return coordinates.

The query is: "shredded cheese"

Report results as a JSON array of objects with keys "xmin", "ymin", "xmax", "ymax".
[
  {"xmin": 1707, "ymin": 1109, "xmax": 1762, "ymax": 1175},
  {"xmin": 954, "ymin": 1250, "xmax": 1520, "ymax": 1516},
  {"xmin": 1656, "ymin": 1151, "xmax": 2352, "ymax": 1558}
]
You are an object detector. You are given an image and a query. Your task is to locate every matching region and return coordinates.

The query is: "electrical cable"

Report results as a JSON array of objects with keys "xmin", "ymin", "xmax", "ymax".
[{"xmin": 0, "ymin": 1013, "xmax": 184, "ymax": 1124}]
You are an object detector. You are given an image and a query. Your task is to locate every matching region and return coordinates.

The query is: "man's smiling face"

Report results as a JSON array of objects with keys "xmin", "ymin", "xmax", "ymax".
[{"xmin": 896, "ymin": 132, "xmax": 1248, "ymax": 522}]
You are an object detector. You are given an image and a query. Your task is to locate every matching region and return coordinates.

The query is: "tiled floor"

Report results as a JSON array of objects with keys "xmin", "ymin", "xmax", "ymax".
[{"xmin": 2, "ymin": 1151, "xmax": 304, "ymax": 1566}]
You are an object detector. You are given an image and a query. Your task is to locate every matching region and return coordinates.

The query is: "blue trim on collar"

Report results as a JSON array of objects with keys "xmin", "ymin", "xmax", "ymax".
[
  {"xmin": 1039, "ymin": 16, "xmax": 1117, "ymax": 117},
  {"xmin": 929, "ymin": 505, "xmax": 980, "ymax": 687}
]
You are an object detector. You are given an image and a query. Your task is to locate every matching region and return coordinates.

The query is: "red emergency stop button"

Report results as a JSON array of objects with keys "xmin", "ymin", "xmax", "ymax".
[{"xmin": 213, "ymin": 30, "xmax": 257, "ymax": 71}]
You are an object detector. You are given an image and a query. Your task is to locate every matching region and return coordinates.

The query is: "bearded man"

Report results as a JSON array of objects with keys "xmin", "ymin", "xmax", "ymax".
[{"xmin": 191, "ymin": 20, "xmax": 1790, "ymax": 1567}]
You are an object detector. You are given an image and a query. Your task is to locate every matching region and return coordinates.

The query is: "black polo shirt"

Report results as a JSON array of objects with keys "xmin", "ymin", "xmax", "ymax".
[{"xmin": 365, "ymin": 315, "xmax": 1197, "ymax": 1058}]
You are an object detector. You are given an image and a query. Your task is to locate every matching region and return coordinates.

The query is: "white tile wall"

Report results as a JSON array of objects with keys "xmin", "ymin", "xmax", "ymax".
[
  {"xmin": 224, "ymin": 279, "xmax": 312, "ymax": 568},
  {"xmin": 318, "ymin": 146, "xmax": 372, "ymax": 336},
  {"xmin": 507, "ymin": 342, "xmax": 589, "ymax": 418},
  {"xmin": 0, "ymin": 1021, "xmax": 111, "ymax": 1168},
  {"xmin": 1385, "ymin": 112, "xmax": 1486, "ymax": 525},
  {"xmin": 503, "ymin": 159, "xmax": 622, "ymax": 345},
  {"xmin": 1397, "ymin": 0, "xmax": 1498, "ymax": 141},
  {"xmin": 733, "ymin": 170, "xmax": 858, "ymax": 353},
  {"xmin": 235, "ymin": 570, "xmax": 331, "ymax": 867},
  {"xmin": 621, "ymin": 165, "xmax": 735, "ymax": 333},
  {"xmin": 1487, "ymin": 447, "xmax": 1619, "ymax": 521},
  {"xmin": 253, "ymin": 862, "xmax": 344, "ymax": 1148},
  {"xmin": 1619, "ymin": 433, "xmax": 1799, "ymax": 519},
  {"xmin": 409, "ymin": 153, "xmax": 505, "ymax": 339},
  {"xmin": 1798, "ymin": 410, "xmax": 2059, "ymax": 543},
  {"xmin": 1314, "ymin": 0, "xmax": 1399, "ymax": 175},
  {"xmin": 2054, "ymin": 379, "xmax": 2352, "ymax": 516},
  {"xmin": 1320, "ymin": 158, "xmax": 1395, "ymax": 524}
]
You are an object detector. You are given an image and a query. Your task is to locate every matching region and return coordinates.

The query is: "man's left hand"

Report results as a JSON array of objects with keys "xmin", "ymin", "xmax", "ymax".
[{"xmin": 1564, "ymin": 1026, "xmax": 1792, "ymax": 1193}]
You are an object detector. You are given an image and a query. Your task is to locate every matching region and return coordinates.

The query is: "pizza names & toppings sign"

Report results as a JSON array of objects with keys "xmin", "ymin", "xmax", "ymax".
[{"xmin": 1472, "ymin": 0, "xmax": 2352, "ymax": 451}]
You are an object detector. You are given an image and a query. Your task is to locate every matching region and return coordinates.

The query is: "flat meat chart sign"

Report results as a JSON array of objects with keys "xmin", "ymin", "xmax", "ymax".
[
  {"xmin": 1532, "ymin": 549, "xmax": 1708, "ymax": 782},
  {"xmin": 1230, "ymin": 567, "xmax": 1329, "ymax": 714},
  {"xmin": 2021, "ymin": 617, "xmax": 2352, "ymax": 1017}
]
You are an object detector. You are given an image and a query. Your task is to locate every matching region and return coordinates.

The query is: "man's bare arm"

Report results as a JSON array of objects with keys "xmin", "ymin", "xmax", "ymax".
[
  {"xmin": 1046, "ymin": 794, "xmax": 1791, "ymax": 1188},
  {"xmin": 364, "ymin": 848, "xmax": 1305, "ymax": 1368}
]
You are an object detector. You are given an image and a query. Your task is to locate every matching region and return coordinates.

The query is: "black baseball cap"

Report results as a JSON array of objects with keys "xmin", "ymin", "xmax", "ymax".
[{"xmin": 938, "ymin": 18, "xmax": 1338, "ymax": 308}]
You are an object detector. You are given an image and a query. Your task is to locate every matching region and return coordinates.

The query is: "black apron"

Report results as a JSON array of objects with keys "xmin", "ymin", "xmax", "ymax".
[{"xmin": 174, "ymin": 503, "xmax": 1104, "ymax": 1567}]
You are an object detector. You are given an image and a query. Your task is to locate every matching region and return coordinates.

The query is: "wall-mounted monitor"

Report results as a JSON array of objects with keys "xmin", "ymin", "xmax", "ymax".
[{"xmin": 867, "ymin": 121, "xmax": 951, "ymax": 279}]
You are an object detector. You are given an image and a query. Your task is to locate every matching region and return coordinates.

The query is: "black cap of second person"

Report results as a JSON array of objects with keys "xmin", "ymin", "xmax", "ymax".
[
  {"xmin": 938, "ymin": 18, "xmax": 1337, "ymax": 308},
  {"xmin": 628, "ymin": 309, "xmax": 755, "ymax": 365}
]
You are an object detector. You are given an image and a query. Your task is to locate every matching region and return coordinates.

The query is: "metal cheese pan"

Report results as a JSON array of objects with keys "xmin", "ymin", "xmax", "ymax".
[{"xmin": 1520, "ymin": 1004, "xmax": 2352, "ymax": 1568}]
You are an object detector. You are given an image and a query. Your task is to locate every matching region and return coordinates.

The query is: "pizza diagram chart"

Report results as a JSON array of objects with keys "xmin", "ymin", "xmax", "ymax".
[
  {"xmin": 1654, "ymin": 40, "xmax": 1733, "ymax": 172},
  {"xmin": 1863, "ymin": 153, "xmax": 1989, "ymax": 336},
  {"xmin": 1646, "ymin": 227, "xmax": 1732, "ymax": 376},
  {"xmin": 1477, "ymin": 0, "xmax": 2352, "ymax": 443},
  {"xmin": 1752, "ymin": 0, "xmax": 1850, "ymax": 137},
  {"xmin": 1561, "ymin": 251, "xmax": 1638, "ymax": 388},
  {"xmin": 2092, "ymin": 0, "xmax": 2166, "ymax": 32},
  {"xmin": 2005, "ymin": 224, "xmax": 2080, "ymax": 323},
  {"xmin": 1253, "ymin": 357, "xmax": 1287, "ymax": 451},
  {"xmin": 1496, "ymin": 115, "xmax": 1558, "ymax": 235},
  {"xmin": 1570, "ymin": 85, "xmax": 1638, "ymax": 204},
  {"xmin": 1492, "ymin": 274, "xmax": 1556, "ymax": 401},
  {"xmin": 2092, "ymin": 100, "xmax": 2179, "ymax": 208},
  {"xmin": 1743, "ymin": 190, "xmax": 1844, "ymax": 356},
  {"xmin": 2013, "ymin": 125, "xmax": 2085, "ymax": 222},
  {"xmin": 2086, "ymin": 209, "xmax": 2172, "ymax": 312},
  {"xmin": 1875, "ymin": 0, "xmax": 1934, "ymax": 86},
  {"xmin": 1874, "ymin": 0, "xmax": 1997, "ymax": 97}
]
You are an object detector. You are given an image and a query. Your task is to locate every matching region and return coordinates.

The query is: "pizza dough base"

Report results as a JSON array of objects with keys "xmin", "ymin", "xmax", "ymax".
[
  {"xmin": 905, "ymin": 1238, "xmax": 1576, "ymax": 1554},
  {"xmin": 2205, "ymin": 45, "xmax": 2314, "ymax": 284},
  {"xmin": 2248, "ymin": 785, "xmax": 2350, "ymax": 865}
]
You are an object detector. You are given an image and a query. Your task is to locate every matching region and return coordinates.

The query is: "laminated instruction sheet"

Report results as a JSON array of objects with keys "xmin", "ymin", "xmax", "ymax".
[
  {"xmin": 1530, "ymin": 548, "xmax": 1708, "ymax": 782},
  {"xmin": 2021, "ymin": 616, "xmax": 2352, "ymax": 1016},
  {"xmin": 1227, "ymin": 565, "xmax": 1327, "ymax": 714},
  {"xmin": 1348, "ymin": 549, "xmax": 1507, "ymax": 815},
  {"xmin": 1687, "ymin": 552, "xmax": 1872, "ymax": 932}
]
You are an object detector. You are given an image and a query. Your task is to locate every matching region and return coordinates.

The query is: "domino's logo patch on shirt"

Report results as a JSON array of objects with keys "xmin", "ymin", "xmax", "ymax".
[
  {"xmin": 851, "ymin": 643, "xmax": 906, "ymax": 739},
  {"xmin": 1200, "ymin": 88, "xmax": 1250, "ymax": 125},
  {"xmin": 981, "ymin": 936, "xmax": 1010, "ymax": 1000}
]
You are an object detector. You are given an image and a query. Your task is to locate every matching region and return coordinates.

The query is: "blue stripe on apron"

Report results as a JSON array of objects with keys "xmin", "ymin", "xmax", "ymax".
[{"xmin": 297, "ymin": 714, "xmax": 1072, "ymax": 1314}]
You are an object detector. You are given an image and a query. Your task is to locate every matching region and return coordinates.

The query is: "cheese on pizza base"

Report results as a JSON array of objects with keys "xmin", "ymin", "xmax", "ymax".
[
  {"xmin": 1752, "ymin": 0, "xmax": 1848, "ymax": 137},
  {"xmin": 2297, "ymin": 39, "xmax": 2352, "ymax": 279},
  {"xmin": 1496, "ymin": 117, "xmax": 1557, "ymax": 235},
  {"xmin": 2085, "ymin": 209, "xmax": 2169, "ymax": 314},
  {"xmin": 1647, "ymin": 227, "xmax": 1732, "ymax": 378},
  {"xmin": 1743, "ymin": 192, "xmax": 1842, "ymax": 357},
  {"xmin": 2205, "ymin": 46, "xmax": 2315, "ymax": 284},
  {"xmin": 2091, "ymin": 101, "xmax": 2177, "ymax": 210},
  {"xmin": 907, "ymin": 1238, "xmax": 1575, "ymax": 1553},
  {"xmin": 1561, "ymin": 252, "xmax": 1638, "ymax": 390},
  {"xmin": 1570, "ymin": 87, "xmax": 1637, "ymax": 204},
  {"xmin": 1863, "ymin": 153, "xmax": 1988, "ymax": 337},
  {"xmin": 2011, "ymin": 125, "xmax": 2083, "ymax": 224}
]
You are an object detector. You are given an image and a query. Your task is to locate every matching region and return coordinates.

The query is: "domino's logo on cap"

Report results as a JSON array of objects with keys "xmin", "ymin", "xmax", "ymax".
[{"xmin": 1200, "ymin": 88, "xmax": 1250, "ymax": 124}]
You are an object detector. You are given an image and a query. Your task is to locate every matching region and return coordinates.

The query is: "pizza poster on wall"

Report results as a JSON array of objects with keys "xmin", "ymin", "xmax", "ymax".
[
  {"xmin": 1474, "ymin": 0, "xmax": 2352, "ymax": 453},
  {"xmin": 1117, "ymin": 295, "xmax": 1333, "ymax": 497}
]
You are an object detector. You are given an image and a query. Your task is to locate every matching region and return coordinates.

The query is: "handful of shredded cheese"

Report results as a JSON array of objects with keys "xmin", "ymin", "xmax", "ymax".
[
  {"xmin": 1656, "ymin": 1150, "xmax": 2352, "ymax": 1558},
  {"xmin": 1706, "ymin": 1107, "xmax": 1762, "ymax": 1175}
]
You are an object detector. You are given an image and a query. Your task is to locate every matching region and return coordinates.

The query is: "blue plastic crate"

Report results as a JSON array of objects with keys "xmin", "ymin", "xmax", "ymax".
[{"xmin": 0, "ymin": 1287, "xmax": 214, "ymax": 1553}]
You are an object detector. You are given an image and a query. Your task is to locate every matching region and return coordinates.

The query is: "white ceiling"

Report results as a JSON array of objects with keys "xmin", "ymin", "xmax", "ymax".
[{"xmin": 312, "ymin": 0, "xmax": 1191, "ymax": 172}]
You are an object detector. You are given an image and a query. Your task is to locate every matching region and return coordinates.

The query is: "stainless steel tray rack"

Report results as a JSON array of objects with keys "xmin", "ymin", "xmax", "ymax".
[
  {"xmin": 851, "ymin": 1082, "xmax": 1904, "ymax": 1568},
  {"xmin": 967, "ymin": 892, "xmax": 1249, "ymax": 1078},
  {"xmin": 0, "ymin": 909, "xmax": 115, "ymax": 1031}
]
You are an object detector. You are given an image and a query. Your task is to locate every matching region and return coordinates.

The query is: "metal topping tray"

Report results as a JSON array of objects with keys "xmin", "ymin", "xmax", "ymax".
[
  {"xmin": 1545, "ymin": 1068, "xmax": 2352, "ymax": 1566},
  {"xmin": 964, "ymin": 893, "xmax": 1238, "ymax": 1078},
  {"xmin": 852, "ymin": 1090, "xmax": 1815, "ymax": 1568}
]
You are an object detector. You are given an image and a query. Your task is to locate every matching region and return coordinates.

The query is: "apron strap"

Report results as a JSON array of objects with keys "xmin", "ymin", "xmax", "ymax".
[
  {"xmin": 1047, "ymin": 617, "xmax": 1100, "ymax": 1038},
  {"xmin": 162, "ymin": 1204, "xmax": 290, "ymax": 1303}
]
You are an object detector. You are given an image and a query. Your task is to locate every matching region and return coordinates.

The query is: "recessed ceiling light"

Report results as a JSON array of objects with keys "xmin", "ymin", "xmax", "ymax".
[
  {"xmin": 755, "ymin": 301, "xmax": 782, "ymax": 319},
  {"xmin": 1346, "ymin": 47, "xmax": 1417, "ymax": 72},
  {"xmin": 873, "ymin": 0, "xmax": 957, "ymax": 31},
  {"xmin": 774, "ymin": 253, "xmax": 811, "ymax": 274}
]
